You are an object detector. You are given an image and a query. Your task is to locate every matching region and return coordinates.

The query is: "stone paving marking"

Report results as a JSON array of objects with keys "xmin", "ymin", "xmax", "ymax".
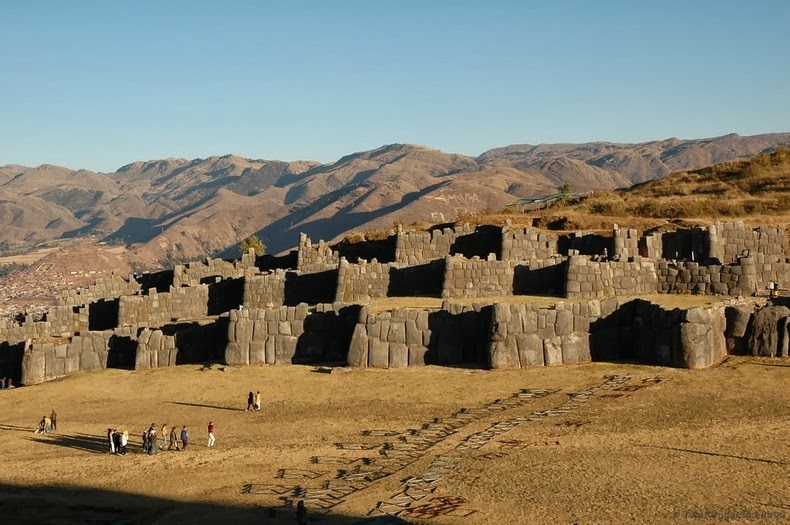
[
  {"xmin": 367, "ymin": 375, "xmax": 671, "ymax": 520},
  {"xmin": 241, "ymin": 387, "xmax": 559, "ymax": 518}
]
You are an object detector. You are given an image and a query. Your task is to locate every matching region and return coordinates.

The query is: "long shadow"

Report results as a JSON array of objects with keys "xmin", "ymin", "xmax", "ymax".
[
  {"xmin": 0, "ymin": 423, "xmax": 35, "ymax": 432},
  {"xmin": 167, "ymin": 401, "xmax": 244, "ymax": 412},
  {"xmin": 637, "ymin": 444, "xmax": 787, "ymax": 466},
  {"xmin": 0, "ymin": 483, "xmax": 410, "ymax": 524},
  {"xmin": 29, "ymin": 432, "xmax": 110, "ymax": 453}
]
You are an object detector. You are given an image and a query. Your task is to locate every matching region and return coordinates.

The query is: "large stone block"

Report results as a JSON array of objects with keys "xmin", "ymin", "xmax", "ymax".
[
  {"xmin": 749, "ymin": 306, "xmax": 790, "ymax": 357},
  {"xmin": 387, "ymin": 321, "xmax": 407, "ymax": 344},
  {"xmin": 225, "ymin": 342, "xmax": 249, "ymax": 366},
  {"xmin": 389, "ymin": 342, "xmax": 409, "ymax": 368},
  {"xmin": 80, "ymin": 351, "xmax": 102, "ymax": 372},
  {"xmin": 21, "ymin": 345, "xmax": 46, "ymax": 385},
  {"xmin": 489, "ymin": 337, "xmax": 519, "ymax": 369},
  {"xmin": 543, "ymin": 337, "xmax": 563, "ymax": 366},
  {"xmin": 680, "ymin": 323, "xmax": 713, "ymax": 369},
  {"xmin": 408, "ymin": 345, "xmax": 427, "ymax": 366},
  {"xmin": 275, "ymin": 335, "xmax": 298, "ymax": 365},
  {"xmin": 265, "ymin": 337, "xmax": 276, "ymax": 365},
  {"xmin": 368, "ymin": 338, "xmax": 390, "ymax": 368},
  {"xmin": 249, "ymin": 341, "xmax": 266, "ymax": 364},
  {"xmin": 347, "ymin": 324, "xmax": 369, "ymax": 367},
  {"xmin": 561, "ymin": 332, "xmax": 591, "ymax": 364},
  {"xmin": 516, "ymin": 333, "xmax": 544, "ymax": 367}
]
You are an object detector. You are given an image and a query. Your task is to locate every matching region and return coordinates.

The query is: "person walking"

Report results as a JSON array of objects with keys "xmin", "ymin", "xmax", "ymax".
[
  {"xmin": 161, "ymin": 423, "xmax": 168, "ymax": 450},
  {"xmin": 44, "ymin": 415, "xmax": 52, "ymax": 433},
  {"xmin": 50, "ymin": 409, "xmax": 57, "ymax": 432},
  {"xmin": 147, "ymin": 423, "xmax": 157, "ymax": 455},
  {"xmin": 255, "ymin": 391, "xmax": 262, "ymax": 411},
  {"xmin": 107, "ymin": 428, "xmax": 116, "ymax": 454},
  {"xmin": 246, "ymin": 391, "xmax": 254, "ymax": 411},
  {"xmin": 180, "ymin": 425, "xmax": 189, "ymax": 450},
  {"xmin": 169, "ymin": 425, "xmax": 180, "ymax": 451},
  {"xmin": 120, "ymin": 430, "xmax": 129, "ymax": 454},
  {"xmin": 207, "ymin": 421, "xmax": 216, "ymax": 447}
]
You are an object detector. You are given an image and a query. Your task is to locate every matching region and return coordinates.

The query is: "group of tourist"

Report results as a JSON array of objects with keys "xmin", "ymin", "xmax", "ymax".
[
  {"xmin": 105, "ymin": 422, "xmax": 215, "ymax": 455},
  {"xmin": 246, "ymin": 390, "xmax": 262, "ymax": 411},
  {"xmin": 34, "ymin": 409, "xmax": 57, "ymax": 434},
  {"xmin": 0, "ymin": 377, "xmax": 14, "ymax": 389},
  {"xmin": 107, "ymin": 428, "xmax": 129, "ymax": 454}
]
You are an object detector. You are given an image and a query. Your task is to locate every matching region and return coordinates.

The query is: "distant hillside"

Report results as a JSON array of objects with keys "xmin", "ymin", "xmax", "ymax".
[
  {"xmin": 552, "ymin": 147, "xmax": 790, "ymax": 220},
  {"xmin": 1, "ymin": 132, "xmax": 789, "ymax": 266}
]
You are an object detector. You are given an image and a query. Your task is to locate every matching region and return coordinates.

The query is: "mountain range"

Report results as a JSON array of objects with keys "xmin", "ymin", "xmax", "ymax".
[{"xmin": 1, "ymin": 132, "xmax": 789, "ymax": 265}]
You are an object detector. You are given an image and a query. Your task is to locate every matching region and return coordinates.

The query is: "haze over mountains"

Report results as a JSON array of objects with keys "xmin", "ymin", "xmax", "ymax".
[{"xmin": 1, "ymin": 132, "xmax": 789, "ymax": 266}]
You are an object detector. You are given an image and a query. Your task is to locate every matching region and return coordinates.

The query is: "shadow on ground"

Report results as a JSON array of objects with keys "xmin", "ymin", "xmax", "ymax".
[{"xmin": 0, "ymin": 483, "xmax": 411, "ymax": 524}]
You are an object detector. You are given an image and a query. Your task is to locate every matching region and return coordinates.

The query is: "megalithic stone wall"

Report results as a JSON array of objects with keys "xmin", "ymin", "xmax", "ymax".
[
  {"xmin": 336, "ymin": 258, "xmax": 391, "ymax": 303},
  {"xmin": 486, "ymin": 300, "xmax": 728, "ymax": 370},
  {"xmin": 394, "ymin": 223, "xmax": 475, "ymax": 264},
  {"xmin": 135, "ymin": 328, "xmax": 177, "ymax": 369},
  {"xmin": 225, "ymin": 304, "xmax": 310, "ymax": 366},
  {"xmin": 612, "ymin": 226, "xmax": 639, "ymax": 260},
  {"xmin": 0, "ymin": 305, "xmax": 85, "ymax": 346},
  {"xmin": 60, "ymin": 273, "xmax": 141, "ymax": 306},
  {"xmin": 441, "ymin": 256, "xmax": 515, "ymax": 298},
  {"xmin": 173, "ymin": 250, "xmax": 258, "ymax": 288},
  {"xmin": 243, "ymin": 271, "xmax": 287, "ymax": 308},
  {"xmin": 297, "ymin": 233, "xmax": 340, "ymax": 273},
  {"xmin": 565, "ymin": 256, "xmax": 659, "ymax": 298},
  {"xmin": 20, "ymin": 327, "xmax": 138, "ymax": 385},
  {"xmin": 501, "ymin": 226, "xmax": 558, "ymax": 260},
  {"xmin": 713, "ymin": 221, "xmax": 788, "ymax": 264},
  {"xmin": 118, "ymin": 285, "xmax": 210, "ymax": 327}
]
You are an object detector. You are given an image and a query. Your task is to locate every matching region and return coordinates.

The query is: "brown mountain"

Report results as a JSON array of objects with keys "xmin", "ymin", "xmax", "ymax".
[{"xmin": 1, "ymin": 132, "xmax": 789, "ymax": 265}]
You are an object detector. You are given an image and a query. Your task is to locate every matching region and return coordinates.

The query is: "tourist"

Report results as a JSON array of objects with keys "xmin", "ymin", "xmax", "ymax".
[
  {"xmin": 107, "ymin": 428, "xmax": 116, "ymax": 454},
  {"xmin": 246, "ymin": 391, "xmax": 254, "ymax": 411},
  {"xmin": 296, "ymin": 500, "xmax": 308, "ymax": 525},
  {"xmin": 255, "ymin": 390, "xmax": 262, "ymax": 411},
  {"xmin": 6, "ymin": 378, "xmax": 13, "ymax": 389},
  {"xmin": 120, "ymin": 430, "xmax": 129, "ymax": 454},
  {"xmin": 113, "ymin": 431, "xmax": 122, "ymax": 454},
  {"xmin": 142, "ymin": 428, "xmax": 149, "ymax": 453},
  {"xmin": 0, "ymin": 377, "xmax": 5, "ymax": 389},
  {"xmin": 35, "ymin": 416, "xmax": 46, "ymax": 434},
  {"xmin": 44, "ymin": 415, "xmax": 52, "ymax": 433},
  {"xmin": 169, "ymin": 425, "xmax": 180, "ymax": 451},
  {"xmin": 147, "ymin": 423, "xmax": 157, "ymax": 454},
  {"xmin": 161, "ymin": 423, "xmax": 168, "ymax": 450},
  {"xmin": 207, "ymin": 421, "xmax": 216, "ymax": 447},
  {"xmin": 50, "ymin": 409, "xmax": 57, "ymax": 431},
  {"xmin": 180, "ymin": 425, "xmax": 189, "ymax": 450}
]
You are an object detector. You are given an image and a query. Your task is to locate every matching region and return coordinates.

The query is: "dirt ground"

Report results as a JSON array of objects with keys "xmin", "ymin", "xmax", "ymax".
[{"xmin": 0, "ymin": 358, "xmax": 788, "ymax": 524}]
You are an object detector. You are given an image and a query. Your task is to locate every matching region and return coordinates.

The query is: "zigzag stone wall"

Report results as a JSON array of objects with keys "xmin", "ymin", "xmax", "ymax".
[
  {"xmin": 441, "ymin": 256, "xmax": 515, "ymax": 299},
  {"xmin": 173, "ymin": 250, "xmax": 257, "ymax": 287},
  {"xmin": 565, "ymin": 256, "xmax": 659, "ymax": 298},
  {"xmin": 60, "ymin": 273, "xmax": 141, "ymax": 306},
  {"xmin": 118, "ymin": 286, "xmax": 209, "ymax": 327},
  {"xmin": 243, "ymin": 271, "xmax": 287, "ymax": 308}
]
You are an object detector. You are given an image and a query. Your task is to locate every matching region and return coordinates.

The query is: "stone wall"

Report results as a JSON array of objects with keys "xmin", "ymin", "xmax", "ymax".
[
  {"xmin": 243, "ymin": 271, "xmax": 287, "ymax": 308},
  {"xmin": 135, "ymin": 319, "xmax": 227, "ymax": 370},
  {"xmin": 0, "ymin": 305, "xmax": 84, "ymax": 345},
  {"xmin": 613, "ymin": 226, "xmax": 639, "ymax": 260},
  {"xmin": 60, "ymin": 273, "xmax": 141, "ymax": 306},
  {"xmin": 347, "ymin": 302, "xmax": 493, "ymax": 368},
  {"xmin": 173, "ymin": 250, "xmax": 257, "ymax": 287},
  {"xmin": 337, "ymin": 259, "xmax": 391, "ymax": 303},
  {"xmin": 441, "ymin": 256, "xmax": 514, "ymax": 299},
  {"xmin": 513, "ymin": 257, "xmax": 567, "ymax": 295},
  {"xmin": 118, "ymin": 286, "xmax": 209, "ymax": 327},
  {"xmin": 565, "ymin": 256, "xmax": 659, "ymax": 299},
  {"xmin": 224, "ymin": 303, "xmax": 360, "ymax": 366},
  {"xmin": 488, "ymin": 299, "xmax": 728, "ymax": 370},
  {"xmin": 395, "ymin": 223, "xmax": 475, "ymax": 264},
  {"xmin": 657, "ymin": 256, "xmax": 790, "ymax": 296},
  {"xmin": 501, "ymin": 226, "xmax": 558, "ymax": 260},
  {"xmin": 20, "ymin": 327, "xmax": 139, "ymax": 385},
  {"xmin": 710, "ymin": 221, "xmax": 787, "ymax": 264},
  {"xmin": 297, "ymin": 234, "xmax": 340, "ymax": 273}
]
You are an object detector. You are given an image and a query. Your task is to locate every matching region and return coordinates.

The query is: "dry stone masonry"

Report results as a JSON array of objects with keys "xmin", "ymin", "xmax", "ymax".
[{"xmin": 2, "ymin": 219, "xmax": 789, "ymax": 385}]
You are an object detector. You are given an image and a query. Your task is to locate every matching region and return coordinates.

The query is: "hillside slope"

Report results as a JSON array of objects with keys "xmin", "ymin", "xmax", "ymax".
[{"xmin": 1, "ymin": 132, "xmax": 789, "ymax": 264}]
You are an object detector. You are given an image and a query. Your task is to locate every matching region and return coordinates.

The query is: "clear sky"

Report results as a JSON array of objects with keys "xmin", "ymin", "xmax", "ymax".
[{"xmin": 1, "ymin": 0, "xmax": 788, "ymax": 172}]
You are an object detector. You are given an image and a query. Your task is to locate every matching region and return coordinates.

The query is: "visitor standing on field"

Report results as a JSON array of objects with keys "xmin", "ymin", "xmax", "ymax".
[
  {"xmin": 255, "ymin": 390, "xmax": 262, "ymax": 411},
  {"xmin": 50, "ymin": 409, "xmax": 57, "ymax": 431},
  {"xmin": 180, "ymin": 425, "xmax": 189, "ymax": 450},
  {"xmin": 169, "ymin": 425, "xmax": 179, "ymax": 450},
  {"xmin": 246, "ymin": 391, "xmax": 254, "ymax": 411},
  {"xmin": 207, "ymin": 421, "xmax": 216, "ymax": 447}
]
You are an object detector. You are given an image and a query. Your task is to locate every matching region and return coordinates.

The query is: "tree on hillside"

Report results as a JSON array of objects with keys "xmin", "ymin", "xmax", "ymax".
[
  {"xmin": 240, "ymin": 235, "xmax": 266, "ymax": 256},
  {"xmin": 558, "ymin": 183, "xmax": 572, "ymax": 202}
]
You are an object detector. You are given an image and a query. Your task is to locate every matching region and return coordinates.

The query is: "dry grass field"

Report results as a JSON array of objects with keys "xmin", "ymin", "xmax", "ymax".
[{"xmin": 0, "ymin": 358, "xmax": 788, "ymax": 524}]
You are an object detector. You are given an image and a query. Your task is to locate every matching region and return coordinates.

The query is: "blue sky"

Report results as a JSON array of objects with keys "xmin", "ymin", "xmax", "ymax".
[{"xmin": 1, "ymin": 1, "xmax": 788, "ymax": 172}]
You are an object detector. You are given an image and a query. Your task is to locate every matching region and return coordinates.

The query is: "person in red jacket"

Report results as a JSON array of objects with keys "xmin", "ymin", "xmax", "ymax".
[{"xmin": 207, "ymin": 421, "xmax": 216, "ymax": 447}]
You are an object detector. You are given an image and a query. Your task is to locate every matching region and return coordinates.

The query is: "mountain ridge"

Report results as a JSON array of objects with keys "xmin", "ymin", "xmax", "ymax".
[{"xmin": 2, "ymin": 132, "xmax": 789, "ymax": 265}]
